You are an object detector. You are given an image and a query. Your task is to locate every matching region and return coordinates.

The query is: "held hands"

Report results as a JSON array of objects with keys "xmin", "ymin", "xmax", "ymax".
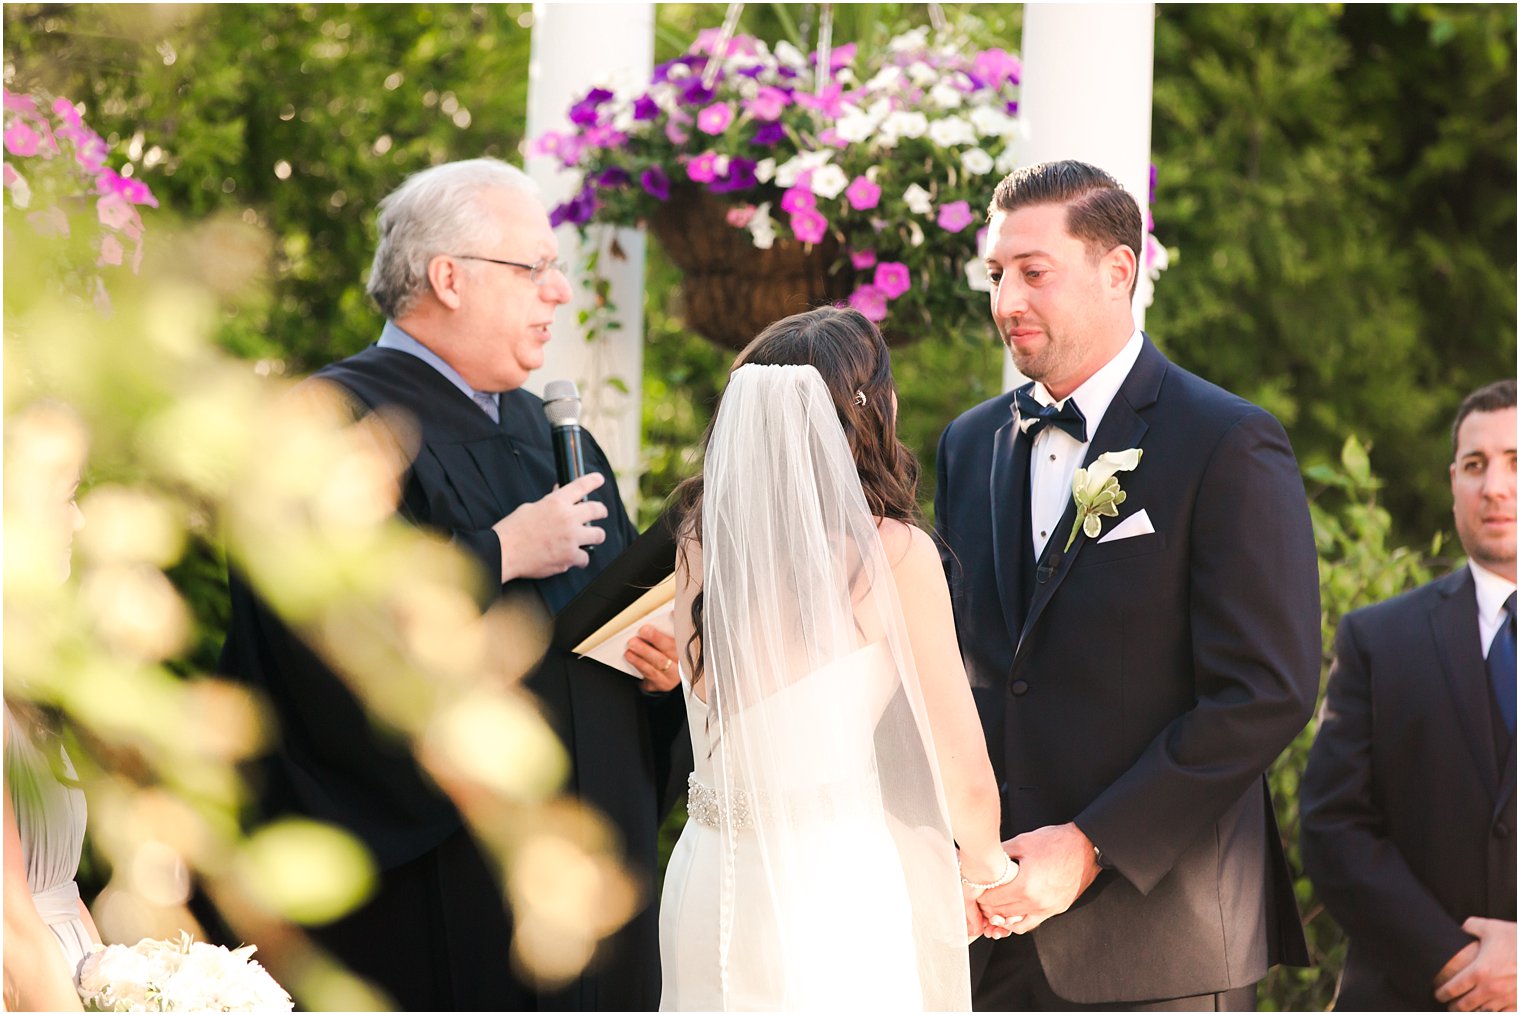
[
  {"xmin": 1433, "ymin": 918, "xmax": 1516, "ymax": 1012},
  {"xmin": 492, "ymin": 473, "xmax": 608, "ymax": 582},
  {"xmin": 975, "ymin": 823, "xmax": 1102, "ymax": 937}
]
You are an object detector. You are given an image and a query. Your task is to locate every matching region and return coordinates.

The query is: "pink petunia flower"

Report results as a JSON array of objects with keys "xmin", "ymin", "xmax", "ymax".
[
  {"xmin": 745, "ymin": 87, "xmax": 791, "ymax": 122},
  {"xmin": 726, "ymin": 204, "xmax": 757, "ymax": 228},
  {"xmin": 847, "ymin": 283, "xmax": 889, "ymax": 322},
  {"xmin": 96, "ymin": 193, "xmax": 135, "ymax": 231},
  {"xmin": 845, "ymin": 176, "xmax": 881, "ymax": 212},
  {"xmin": 4, "ymin": 121, "xmax": 40, "ymax": 157},
  {"xmin": 686, "ymin": 151, "xmax": 721, "ymax": 183},
  {"xmin": 850, "ymin": 249, "xmax": 878, "ymax": 270},
  {"xmin": 873, "ymin": 262, "xmax": 911, "ymax": 299},
  {"xmin": 697, "ymin": 102, "xmax": 735, "ymax": 135},
  {"xmin": 936, "ymin": 200, "xmax": 974, "ymax": 233},
  {"xmin": 665, "ymin": 118, "xmax": 690, "ymax": 145},
  {"xmin": 790, "ymin": 207, "xmax": 828, "ymax": 245},
  {"xmin": 972, "ymin": 49, "xmax": 1022, "ymax": 89},
  {"xmin": 780, "ymin": 185, "xmax": 816, "ymax": 215},
  {"xmin": 96, "ymin": 234, "xmax": 124, "ymax": 267}
]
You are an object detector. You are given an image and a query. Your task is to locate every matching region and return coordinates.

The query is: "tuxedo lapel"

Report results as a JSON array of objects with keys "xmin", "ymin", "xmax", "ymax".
[
  {"xmin": 1430, "ymin": 570, "xmax": 1500, "ymax": 800},
  {"xmin": 1014, "ymin": 338, "xmax": 1166, "ymax": 664},
  {"xmin": 990, "ymin": 413, "xmax": 1030, "ymax": 649}
]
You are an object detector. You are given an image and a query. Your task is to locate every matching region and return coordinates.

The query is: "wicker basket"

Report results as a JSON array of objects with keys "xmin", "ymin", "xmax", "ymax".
[{"xmin": 649, "ymin": 185, "xmax": 854, "ymax": 351}]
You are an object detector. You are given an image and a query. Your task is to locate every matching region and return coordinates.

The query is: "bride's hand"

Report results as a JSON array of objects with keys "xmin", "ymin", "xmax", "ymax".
[{"xmin": 962, "ymin": 881, "xmax": 990, "ymax": 942}]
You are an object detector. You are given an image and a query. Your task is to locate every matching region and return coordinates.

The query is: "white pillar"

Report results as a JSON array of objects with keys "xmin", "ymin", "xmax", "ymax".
[
  {"xmin": 525, "ymin": 3, "xmax": 655, "ymax": 510},
  {"xmin": 1003, "ymin": 2, "xmax": 1156, "ymax": 392}
]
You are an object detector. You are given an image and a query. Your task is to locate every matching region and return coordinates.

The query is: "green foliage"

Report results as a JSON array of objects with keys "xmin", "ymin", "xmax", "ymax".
[
  {"xmin": 1149, "ymin": 4, "xmax": 1516, "ymax": 546},
  {"xmin": 1261, "ymin": 435, "xmax": 1440, "ymax": 1010},
  {"xmin": 4, "ymin": 3, "xmax": 536, "ymax": 370}
]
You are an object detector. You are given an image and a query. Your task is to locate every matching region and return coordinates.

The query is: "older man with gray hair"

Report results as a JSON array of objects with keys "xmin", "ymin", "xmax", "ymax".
[{"xmin": 218, "ymin": 158, "xmax": 682, "ymax": 1011}]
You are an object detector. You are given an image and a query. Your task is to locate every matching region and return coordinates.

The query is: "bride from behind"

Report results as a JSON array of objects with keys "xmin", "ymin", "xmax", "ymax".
[{"xmin": 659, "ymin": 308, "xmax": 1012, "ymax": 1011}]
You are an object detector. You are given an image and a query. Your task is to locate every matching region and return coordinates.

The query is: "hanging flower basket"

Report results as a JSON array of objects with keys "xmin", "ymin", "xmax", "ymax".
[
  {"xmin": 649, "ymin": 183, "xmax": 851, "ymax": 350},
  {"xmin": 538, "ymin": 22, "xmax": 1168, "ymax": 349}
]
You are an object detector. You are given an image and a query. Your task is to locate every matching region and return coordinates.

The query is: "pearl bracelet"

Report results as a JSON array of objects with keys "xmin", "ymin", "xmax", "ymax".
[{"xmin": 959, "ymin": 854, "xmax": 1016, "ymax": 891}]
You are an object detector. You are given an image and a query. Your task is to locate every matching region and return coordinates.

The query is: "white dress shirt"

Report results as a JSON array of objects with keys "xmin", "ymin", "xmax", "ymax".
[
  {"xmin": 1023, "ymin": 330, "xmax": 1144, "ymax": 559},
  {"xmin": 1470, "ymin": 560, "xmax": 1518, "ymax": 658}
]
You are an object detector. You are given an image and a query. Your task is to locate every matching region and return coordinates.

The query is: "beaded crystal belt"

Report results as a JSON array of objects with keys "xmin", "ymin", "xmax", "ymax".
[{"xmin": 687, "ymin": 773, "xmax": 754, "ymax": 831}]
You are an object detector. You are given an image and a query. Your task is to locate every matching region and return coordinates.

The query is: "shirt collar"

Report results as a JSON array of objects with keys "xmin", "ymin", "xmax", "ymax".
[
  {"xmin": 1027, "ymin": 328, "xmax": 1144, "ymax": 438},
  {"xmin": 376, "ymin": 320, "xmax": 500, "ymax": 408},
  {"xmin": 1470, "ymin": 559, "xmax": 1518, "ymax": 623}
]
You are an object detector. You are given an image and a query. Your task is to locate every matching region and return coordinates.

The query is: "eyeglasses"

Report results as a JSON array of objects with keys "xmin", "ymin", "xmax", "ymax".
[{"xmin": 452, "ymin": 254, "xmax": 568, "ymax": 286}]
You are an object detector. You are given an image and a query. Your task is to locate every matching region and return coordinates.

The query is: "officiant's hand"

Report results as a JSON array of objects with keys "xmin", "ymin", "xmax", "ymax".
[
  {"xmin": 977, "ymin": 822, "xmax": 1101, "ymax": 935},
  {"xmin": 625, "ymin": 624, "xmax": 680, "ymax": 693},
  {"xmin": 492, "ymin": 473, "xmax": 608, "ymax": 582},
  {"xmin": 1433, "ymin": 918, "xmax": 1516, "ymax": 1012}
]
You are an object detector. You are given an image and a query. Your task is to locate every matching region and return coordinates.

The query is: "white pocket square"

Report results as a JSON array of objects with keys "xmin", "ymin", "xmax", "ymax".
[{"xmin": 1097, "ymin": 508, "xmax": 1155, "ymax": 544}]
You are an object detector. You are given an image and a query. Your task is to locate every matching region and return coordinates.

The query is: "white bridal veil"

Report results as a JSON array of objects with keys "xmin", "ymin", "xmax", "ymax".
[{"xmin": 697, "ymin": 363, "xmax": 969, "ymax": 1010}]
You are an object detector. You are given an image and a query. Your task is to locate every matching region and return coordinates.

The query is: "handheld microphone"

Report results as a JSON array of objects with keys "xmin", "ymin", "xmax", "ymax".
[{"xmin": 543, "ymin": 378, "xmax": 589, "ymax": 489}]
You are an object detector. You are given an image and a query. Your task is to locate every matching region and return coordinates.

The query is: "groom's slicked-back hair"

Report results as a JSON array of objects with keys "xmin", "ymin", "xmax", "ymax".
[
  {"xmin": 1450, "ymin": 378, "xmax": 1516, "ymax": 458},
  {"xmin": 989, "ymin": 160, "xmax": 1143, "ymax": 294}
]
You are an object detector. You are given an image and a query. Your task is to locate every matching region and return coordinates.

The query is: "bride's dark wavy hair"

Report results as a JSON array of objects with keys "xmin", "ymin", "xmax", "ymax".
[{"xmin": 672, "ymin": 306, "xmax": 922, "ymax": 684}]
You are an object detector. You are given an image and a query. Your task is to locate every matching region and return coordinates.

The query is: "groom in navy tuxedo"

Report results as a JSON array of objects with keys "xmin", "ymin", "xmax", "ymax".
[{"xmin": 935, "ymin": 161, "xmax": 1319, "ymax": 1010}]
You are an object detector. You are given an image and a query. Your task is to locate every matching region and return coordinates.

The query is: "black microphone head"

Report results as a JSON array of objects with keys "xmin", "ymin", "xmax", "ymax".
[{"xmin": 543, "ymin": 379, "xmax": 582, "ymax": 427}]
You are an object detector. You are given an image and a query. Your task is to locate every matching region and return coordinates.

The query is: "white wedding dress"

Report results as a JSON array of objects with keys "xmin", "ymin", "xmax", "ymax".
[{"xmin": 657, "ymin": 364, "xmax": 970, "ymax": 1012}]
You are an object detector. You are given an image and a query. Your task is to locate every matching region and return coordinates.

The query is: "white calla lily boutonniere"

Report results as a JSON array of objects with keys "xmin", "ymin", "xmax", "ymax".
[{"xmin": 1065, "ymin": 449, "xmax": 1144, "ymax": 551}]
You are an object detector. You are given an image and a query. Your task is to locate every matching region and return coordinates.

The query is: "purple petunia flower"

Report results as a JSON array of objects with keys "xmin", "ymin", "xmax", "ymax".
[
  {"xmin": 595, "ymin": 166, "xmax": 630, "ymax": 189},
  {"xmin": 873, "ymin": 261, "xmax": 911, "ymax": 299},
  {"xmin": 697, "ymin": 102, "xmax": 734, "ymax": 135},
  {"xmin": 850, "ymin": 249, "xmax": 878, "ymax": 270},
  {"xmin": 937, "ymin": 200, "xmax": 974, "ymax": 233},
  {"xmin": 709, "ymin": 158, "xmax": 758, "ymax": 194},
  {"xmin": 790, "ymin": 207, "xmax": 828, "ymax": 245},
  {"xmin": 632, "ymin": 95, "xmax": 660, "ymax": 121},
  {"xmin": 845, "ymin": 176, "xmax": 881, "ymax": 211},
  {"xmin": 848, "ymin": 283, "xmax": 889, "ymax": 322},
  {"xmin": 751, "ymin": 122, "xmax": 786, "ymax": 147},
  {"xmin": 678, "ymin": 77, "xmax": 719, "ymax": 106},
  {"xmin": 549, "ymin": 184, "xmax": 599, "ymax": 227},
  {"xmin": 568, "ymin": 87, "xmax": 615, "ymax": 127},
  {"xmin": 641, "ymin": 165, "xmax": 671, "ymax": 201}
]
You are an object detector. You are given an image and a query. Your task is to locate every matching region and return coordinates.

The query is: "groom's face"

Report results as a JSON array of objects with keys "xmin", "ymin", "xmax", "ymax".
[
  {"xmin": 1451, "ymin": 405, "xmax": 1517, "ymax": 576},
  {"xmin": 984, "ymin": 203, "xmax": 1121, "ymax": 401}
]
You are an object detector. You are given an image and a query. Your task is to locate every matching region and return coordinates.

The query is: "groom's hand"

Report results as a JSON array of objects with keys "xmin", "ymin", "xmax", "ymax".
[{"xmin": 977, "ymin": 822, "xmax": 1101, "ymax": 935}]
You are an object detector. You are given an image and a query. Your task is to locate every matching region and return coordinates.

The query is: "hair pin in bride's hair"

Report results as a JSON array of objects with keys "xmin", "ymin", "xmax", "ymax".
[{"xmin": 854, "ymin": 389, "xmax": 867, "ymax": 407}]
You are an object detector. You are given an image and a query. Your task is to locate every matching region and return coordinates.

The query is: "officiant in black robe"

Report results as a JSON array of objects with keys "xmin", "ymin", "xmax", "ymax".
[{"xmin": 218, "ymin": 159, "xmax": 684, "ymax": 1012}]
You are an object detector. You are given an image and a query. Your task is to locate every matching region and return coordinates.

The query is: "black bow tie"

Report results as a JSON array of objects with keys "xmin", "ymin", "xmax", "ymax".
[{"xmin": 1015, "ymin": 385, "xmax": 1087, "ymax": 443}]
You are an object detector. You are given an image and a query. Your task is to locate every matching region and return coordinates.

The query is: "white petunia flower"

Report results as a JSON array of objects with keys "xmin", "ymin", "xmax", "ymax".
[
  {"xmin": 965, "ymin": 256, "xmax": 993, "ymax": 293},
  {"xmin": 903, "ymin": 183, "xmax": 934, "ymax": 216},
  {"xmin": 881, "ymin": 110, "xmax": 928, "ymax": 140},
  {"xmin": 969, "ymin": 104, "xmax": 1015, "ymax": 137},
  {"xmin": 774, "ymin": 40, "xmax": 808, "ymax": 68},
  {"xmin": 927, "ymin": 115, "xmax": 976, "ymax": 148},
  {"xmin": 755, "ymin": 158, "xmax": 777, "ymax": 184},
  {"xmin": 930, "ymin": 83, "xmax": 963, "ymax": 109},
  {"xmin": 961, "ymin": 148, "xmax": 994, "ymax": 175},
  {"xmin": 889, "ymin": 26, "xmax": 930, "ymax": 52},
  {"xmin": 809, "ymin": 164, "xmax": 850, "ymax": 199},
  {"xmin": 995, "ymin": 147, "xmax": 1021, "ymax": 174},
  {"xmin": 834, "ymin": 110, "xmax": 877, "ymax": 144},
  {"xmin": 906, "ymin": 61, "xmax": 939, "ymax": 87}
]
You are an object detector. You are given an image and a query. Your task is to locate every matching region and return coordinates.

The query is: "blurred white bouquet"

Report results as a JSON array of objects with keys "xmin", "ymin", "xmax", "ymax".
[{"xmin": 75, "ymin": 932, "xmax": 293, "ymax": 1012}]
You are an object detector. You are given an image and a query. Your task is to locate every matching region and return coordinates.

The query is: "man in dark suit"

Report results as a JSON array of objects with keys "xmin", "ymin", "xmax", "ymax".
[
  {"xmin": 1300, "ymin": 379, "xmax": 1516, "ymax": 1012},
  {"xmin": 935, "ymin": 160, "xmax": 1320, "ymax": 1010},
  {"xmin": 218, "ymin": 158, "xmax": 683, "ymax": 1011}
]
